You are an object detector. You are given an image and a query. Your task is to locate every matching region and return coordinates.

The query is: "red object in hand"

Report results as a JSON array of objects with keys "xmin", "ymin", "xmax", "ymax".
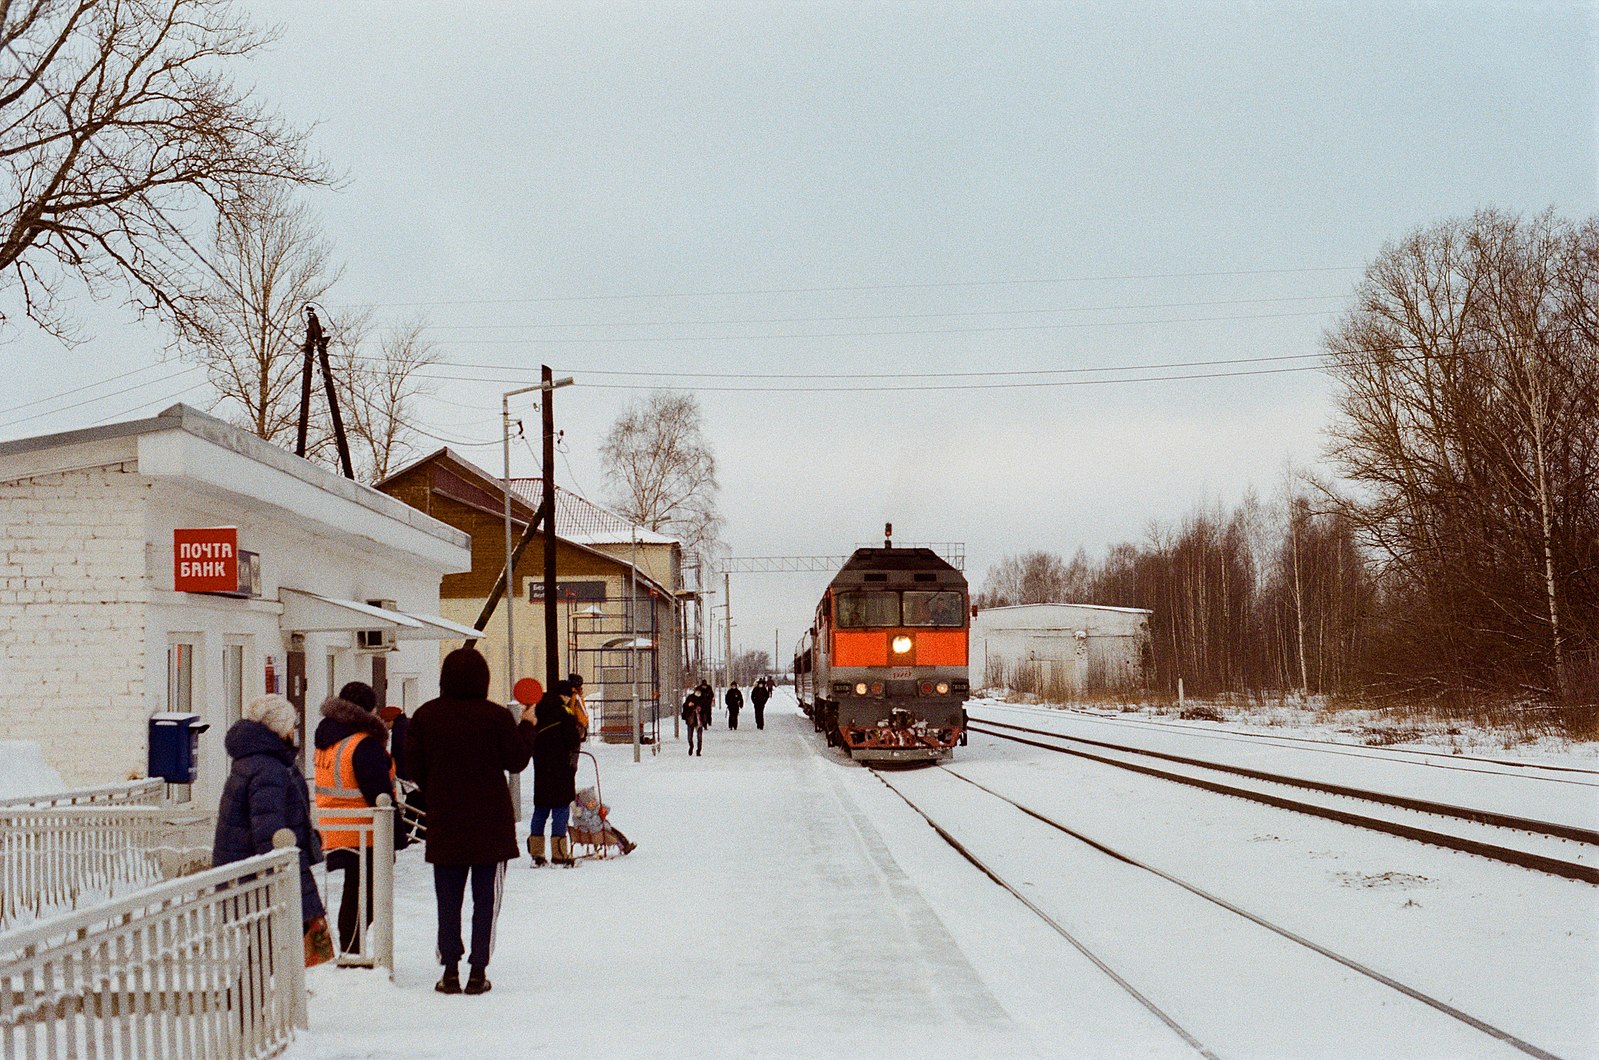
[{"xmin": 513, "ymin": 678, "xmax": 543, "ymax": 705}]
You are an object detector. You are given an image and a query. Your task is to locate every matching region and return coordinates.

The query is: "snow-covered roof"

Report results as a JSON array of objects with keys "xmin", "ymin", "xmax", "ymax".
[{"xmin": 508, "ymin": 478, "xmax": 679, "ymax": 548}]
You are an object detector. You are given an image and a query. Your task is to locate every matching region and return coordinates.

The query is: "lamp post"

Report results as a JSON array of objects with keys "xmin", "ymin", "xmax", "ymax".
[{"xmin": 502, "ymin": 373, "xmax": 573, "ymax": 819}]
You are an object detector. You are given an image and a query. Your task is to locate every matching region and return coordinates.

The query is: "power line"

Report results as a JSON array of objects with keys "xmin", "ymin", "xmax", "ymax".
[
  {"xmin": 0, "ymin": 362, "xmax": 170, "ymax": 417},
  {"xmin": 412, "ymin": 293, "xmax": 1348, "ymax": 331},
  {"xmin": 0, "ymin": 365, "xmax": 202, "ymax": 432},
  {"xmin": 416, "ymin": 308, "xmax": 1335, "ymax": 345},
  {"xmin": 354, "ymin": 264, "xmax": 1363, "ymax": 309}
]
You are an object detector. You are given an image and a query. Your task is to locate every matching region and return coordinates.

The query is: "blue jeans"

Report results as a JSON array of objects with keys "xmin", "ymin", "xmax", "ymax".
[
  {"xmin": 433, "ymin": 862, "xmax": 504, "ymax": 971},
  {"xmin": 530, "ymin": 803, "xmax": 569, "ymax": 838}
]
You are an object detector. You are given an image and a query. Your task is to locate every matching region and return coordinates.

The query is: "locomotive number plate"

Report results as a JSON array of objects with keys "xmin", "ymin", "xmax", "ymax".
[{"xmin": 890, "ymin": 668, "xmax": 913, "ymax": 679}]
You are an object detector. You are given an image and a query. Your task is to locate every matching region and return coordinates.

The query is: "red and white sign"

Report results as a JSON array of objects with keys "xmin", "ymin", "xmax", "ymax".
[{"xmin": 174, "ymin": 527, "xmax": 238, "ymax": 593}]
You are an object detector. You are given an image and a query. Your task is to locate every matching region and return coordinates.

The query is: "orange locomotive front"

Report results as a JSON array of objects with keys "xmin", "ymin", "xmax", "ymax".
[{"xmin": 794, "ymin": 544, "xmax": 968, "ymax": 763}]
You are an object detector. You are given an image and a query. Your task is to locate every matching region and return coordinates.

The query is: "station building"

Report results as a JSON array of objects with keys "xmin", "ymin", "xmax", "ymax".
[
  {"xmin": 0, "ymin": 404, "xmax": 475, "ymax": 805},
  {"xmin": 376, "ymin": 450, "xmax": 688, "ymax": 740},
  {"xmin": 970, "ymin": 603, "xmax": 1152, "ymax": 698}
]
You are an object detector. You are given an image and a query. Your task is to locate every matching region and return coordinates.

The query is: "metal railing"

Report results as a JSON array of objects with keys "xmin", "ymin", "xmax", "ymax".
[
  {"xmin": 0, "ymin": 780, "xmax": 166, "ymax": 811},
  {"xmin": 0, "ymin": 805, "xmax": 212, "ymax": 929},
  {"xmin": 313, "ymin": 796, "xmax": 395, "ymax": 974},
  {"xmin": 0, "ymin": 839, "xmax": 307, "ymax": 1059}
]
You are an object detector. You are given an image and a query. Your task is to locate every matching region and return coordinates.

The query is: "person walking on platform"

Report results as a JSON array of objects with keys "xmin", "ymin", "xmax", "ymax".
[
  {"xmin": 313, "ymin": 681, "xmax": 406, "ymax": 955},
  {"xmin": 695, "ymin": 681, "xmax": 714, "ymax": 731},
  {"xmin": 750, "ymin": 677, "xmax": 771, "ymax": 730},
  {"xmin": 681, "ymin": 690, "xmax": 704, "ymax": 756},
  {"xmin": 405, "ymin": 647, "xmax": 536, "ymax": 997},
  {"xmin": 566, "ymin": 673, "xmax": 591, "ymax": 742},
  {"xmin": 528, "ymin": 681, "xmax": 582, "ymax": 866},
  {"xmin": 725, "ymin": 684, "xmax": 744, "ymax": 730}
]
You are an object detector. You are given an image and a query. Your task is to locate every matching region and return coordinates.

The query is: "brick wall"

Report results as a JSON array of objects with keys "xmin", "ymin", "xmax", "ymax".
[{"xmin": 0, "ymin": 463, "xmax": 151, "ymax": 789}]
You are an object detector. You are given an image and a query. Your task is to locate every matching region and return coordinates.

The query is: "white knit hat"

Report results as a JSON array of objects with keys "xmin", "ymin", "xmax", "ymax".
[{"xmin": 243, "ymin": 693, "xmax": 298, "ymax": 739}]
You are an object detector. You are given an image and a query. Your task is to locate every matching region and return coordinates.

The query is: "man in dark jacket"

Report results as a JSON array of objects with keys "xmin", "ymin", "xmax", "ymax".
[
  {"xmin": 696, "ymin": 681, "xmax": 714, "ymax": 729},
  {"xmin": 405, "ymin": 647, "xmax": 536, "ymax": 996},
  {"xmin": 213, "ymin": 693, "xmax": 325, "ymax": 932},
  {"xmin": 750, "ymin": 677, "xmax": 771, "ymax": 730},
  {"xmin": 725, "ymin": 684, "xmax": 744, "ymax": 729},
  {"xmin": 313, "ymin": 681, "xmax": 403, "ymax": 954}
]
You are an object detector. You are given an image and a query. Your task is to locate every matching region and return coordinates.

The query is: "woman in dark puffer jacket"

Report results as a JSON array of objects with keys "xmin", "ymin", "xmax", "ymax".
[{"xmin": 212, "ymin": 693, "xmax": 326, "ymax": 928}]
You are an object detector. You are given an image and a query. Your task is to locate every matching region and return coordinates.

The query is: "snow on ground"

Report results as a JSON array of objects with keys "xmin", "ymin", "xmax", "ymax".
[
  {"xmin": 291, "ymin": 689, "xmax": 1598, "ymax": 1058},
  {"xmin": 0, "ymin": 740, "xmax": 64, "ymax": 800},
  {"xmin": 975, "ymin": 692, "xmax": 1599, "ymax": 769}
]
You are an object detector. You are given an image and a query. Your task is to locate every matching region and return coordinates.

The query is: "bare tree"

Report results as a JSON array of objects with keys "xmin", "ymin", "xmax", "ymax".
[
  {"xmin": 977, "ymin": 549, "xmax": 1092, "ymax": 607},
  {"xmin": 600, "ymin": 390, "xmax": 721, "ymax": 562},
  {"xmin": 336, "ymin": 318, "xmax": 439, "ymax": 482},
  {"xmin": 1323, "ymin": 208, "xmax": 1599, "ymax": 701},
  {"xmin": 0, "ymin": 0, "xmax": 325, "ymax": 342},
  {"xmin": 185, "ymin": 186, "xmax": 337, "ymax": 444}
]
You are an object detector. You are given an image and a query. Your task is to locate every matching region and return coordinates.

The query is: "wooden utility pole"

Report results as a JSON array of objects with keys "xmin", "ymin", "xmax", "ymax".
[
  {"xmin": 542, "ymin": 365, "xmax": 559, "ymax": 694},
  {"xmin": 295, "ymin": 306, "xmax": 354, "ymax": 479}
]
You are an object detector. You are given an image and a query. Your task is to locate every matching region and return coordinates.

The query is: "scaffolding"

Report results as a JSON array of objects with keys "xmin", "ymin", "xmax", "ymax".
[{"xmin": 568, "ymin": 595, "xmax": 661, "ymax": 746}]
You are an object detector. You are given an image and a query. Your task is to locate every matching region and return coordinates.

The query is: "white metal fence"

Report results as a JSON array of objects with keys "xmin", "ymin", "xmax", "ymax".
[
  {"xmin": 0, "ymin": 806, "xmax": 211, "ymax": 929},
  {"xmin": 313, "ymin": 796, "xmax": 395, "ymax": 974},
  {"xmin": 0, "ymin": 780, "xmax": 166, "ymax": 811},
  {"xmin": 0, "ymin": 839, "xmax": 307, "ymax": 1059}
]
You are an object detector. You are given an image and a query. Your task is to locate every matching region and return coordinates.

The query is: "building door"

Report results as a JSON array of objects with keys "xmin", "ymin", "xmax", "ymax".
[
  {"xmin": 286, "ymin": 648, "xmax": 307, "ymax": 769},
  {"xmin": 371, "ymin": 654, "xmax": 387, "ymax": 709}
]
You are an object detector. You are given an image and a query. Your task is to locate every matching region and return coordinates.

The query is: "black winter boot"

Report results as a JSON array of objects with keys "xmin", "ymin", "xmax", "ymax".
[
  {"xmin": 465, "ymin": 967, "xmax": 492, "ymax": 995},
  {"xmin": 435, "ymin": 966, "xmax": 461, "ymax": 994}
]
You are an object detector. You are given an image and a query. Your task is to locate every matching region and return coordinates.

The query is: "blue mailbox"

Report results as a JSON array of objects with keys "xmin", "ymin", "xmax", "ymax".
[{"xmin": 148, "ymin": 712, "xmax": 208, "ymax": 784}]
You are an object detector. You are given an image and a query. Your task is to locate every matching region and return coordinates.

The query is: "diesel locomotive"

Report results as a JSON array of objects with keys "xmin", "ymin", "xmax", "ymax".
[{"xmin": 793, "ymin": 535, "xmax": 968, "ymax": 763}]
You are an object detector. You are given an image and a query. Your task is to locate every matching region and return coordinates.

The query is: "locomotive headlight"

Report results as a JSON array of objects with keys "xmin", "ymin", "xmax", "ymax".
[
  {"xmin": 891, "ymin": 635, "xmax": 913, "ymax": 654},
  {"xmin": 935, "ymin": 681, "xmax": 950, "ymax": 695},
  {"xmin": 854, "ymin": 682, "xmax": 868, "ymax": 695}
]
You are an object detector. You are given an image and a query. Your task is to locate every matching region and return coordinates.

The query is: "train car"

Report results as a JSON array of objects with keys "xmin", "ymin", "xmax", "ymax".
[{"xmin": 793, "ymin": 537, "xmax": 968, "ymax": 763}]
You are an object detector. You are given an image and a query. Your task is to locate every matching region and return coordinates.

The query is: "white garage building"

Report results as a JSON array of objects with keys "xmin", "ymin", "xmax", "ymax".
[
  {"xmin": 0, "ymin": 404, "xmax": 475, "ymax": 807},
  {"xmin": 970, "ymin": 603, "xmax": 1152, "ymax": 698}
]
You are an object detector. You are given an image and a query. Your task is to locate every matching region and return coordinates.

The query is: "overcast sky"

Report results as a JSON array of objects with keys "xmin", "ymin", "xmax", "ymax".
[{"xmin": 4, "ymin": 1, "xmax": 1595, "ymax": 669}]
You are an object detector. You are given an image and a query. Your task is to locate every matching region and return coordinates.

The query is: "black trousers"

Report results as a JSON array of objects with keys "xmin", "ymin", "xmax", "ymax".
[
  {"xmin": 433, "ymin": 862, "xmax": 505, "ymax": 971},
  {"xmin": 754, "ymin": 703, "xmax": 765, "ymax": 729},
  {"xmin": 728, "ymin": 708, "xmax": 740, "ymax": 730},
  {"xmin": 686, "ymin": 725, "xmax": 702, "ymax": 754},
  {"xmin": 326, "ymin": 847, "xmax": 374, "ymax": 953}
]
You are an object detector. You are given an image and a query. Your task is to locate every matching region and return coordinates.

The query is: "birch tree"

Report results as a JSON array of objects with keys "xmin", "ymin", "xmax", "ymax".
[{"xmin": 600, "ymin": 390, "xmax": 722, "ymax": 563}]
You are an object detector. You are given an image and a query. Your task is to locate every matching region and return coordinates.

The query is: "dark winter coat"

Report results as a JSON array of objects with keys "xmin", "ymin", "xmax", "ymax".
[
  {"xmin": 696, "ymin": 685, "xmax": 714, "ymax": 727},
  {"xmin": 405, "ymin": 652, "xmax": 535, "ymax": 866},
  {"xmin": 725, "ymin": 687, "xmax": 744, "ymax": 711},
  {"xmin": 751, "ymin": 682, "xmax": 771, "ymax": 708},
  {"xmin": 388, "ymin": 712, "xmax": 412, "ymax": 780},
  {"xmin": 681, "ymin": 694, "xmax": 703, "ymax": 728},
  {"xmin": 314, "ymin": 697, "xmax": 396, "ymax": 807},
  {"xmin": 212, "ymin": 719, "xmax": 325, "ymax": 924},
  {"xmin": 530, "ymin": 695, "xmax": 581, "ymax": 809}
]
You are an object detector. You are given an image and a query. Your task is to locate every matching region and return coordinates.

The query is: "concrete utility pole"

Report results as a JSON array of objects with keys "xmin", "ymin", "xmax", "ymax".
[
  {"xmin": 542, "ymin": 365, "xmax": 560, "ymax": 695},
  {"xmin": 724, "ymin": 571, "xmax": 733, "ymax": 689},
  {"xmin": 630, "ymin": 524, "xmax": 640, "ymax": 763}
]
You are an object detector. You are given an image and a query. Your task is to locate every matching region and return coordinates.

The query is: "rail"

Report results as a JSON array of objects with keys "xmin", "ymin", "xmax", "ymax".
[
  {"xmin": 0, "ymin": 839, "xmax": 307, "ymax": 1059},
  {"xmin": 0, "ymin": 779, "xmax": 166, "ymax": 810},
  {"xmin": 313, "ymin": 797, "xmax": 395, "ymax": 973},
  {"xmin": 0, "ymin": 805, "xmax": 211, "ymax": 928}
]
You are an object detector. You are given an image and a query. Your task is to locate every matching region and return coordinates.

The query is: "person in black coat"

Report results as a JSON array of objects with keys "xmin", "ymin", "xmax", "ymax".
[
  {"xmin": 212, "ymin": 693, "xmax": 326, "ymax": 930},
  {"xmin": 680, "ymin": 690, "xmax": 704, "ymax": 756},
  {"xmin": 695, "ymin": 681, "xmax": 714, "ymax": 729},
  {"xmin": 314, "ymin": 682, "xmax": 406, "ymax": 953},
  {"xmin": 751, "ymin": 677, "xmax": 771, "ymax": 730},
  {"xmin": 528, "ymin": 682, "xmax": 582, "ymax": 866},
  {"xmin": 725, "ymin": 685, "xmax": 744, "ymax": 729},
  {"xmin": 405, "ymin": 647, "xmax": 536, "ymax": 996}
]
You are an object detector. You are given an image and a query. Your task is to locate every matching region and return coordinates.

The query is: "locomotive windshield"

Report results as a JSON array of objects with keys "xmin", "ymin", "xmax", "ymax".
[
  {"xmin": 835, "ymin": 591, "xmax": 900, "ymax": 628},
  {"xmin": 903, "ymin": 591, "xmax": 965, "ymax": 627},
  {"xmin": 835, "ymin": 590, "xmax": 966, "ymax": 628}
]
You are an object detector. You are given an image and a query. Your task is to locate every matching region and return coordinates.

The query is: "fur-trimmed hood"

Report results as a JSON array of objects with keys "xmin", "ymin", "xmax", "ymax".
[{"xmin": 313, "ymin": 696, "xmax": 387, "ymax": 750}]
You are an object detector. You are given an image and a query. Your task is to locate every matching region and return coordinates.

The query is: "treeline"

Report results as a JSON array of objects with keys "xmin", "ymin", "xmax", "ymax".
[
  {"xmin": 981, "ymin": 209, "xmax": 1598, "ymax": 725},
  {"xmin": 977, "ymin": 494, "xmax": 1372, "ymax": 701}
]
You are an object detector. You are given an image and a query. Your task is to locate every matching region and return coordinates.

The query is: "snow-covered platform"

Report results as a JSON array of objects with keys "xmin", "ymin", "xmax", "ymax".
[{"xmin": 293, "ymin": 690, "xmax": 1598, "ymax": 1058}]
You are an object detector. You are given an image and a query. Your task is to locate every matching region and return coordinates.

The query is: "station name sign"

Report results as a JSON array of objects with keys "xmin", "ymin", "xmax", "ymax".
[{"xmin": 174, "ymin": 527, "xmax": 239, "ymax": 593}]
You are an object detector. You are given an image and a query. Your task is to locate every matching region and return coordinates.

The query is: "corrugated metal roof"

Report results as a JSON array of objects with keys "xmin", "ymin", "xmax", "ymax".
[{"xmin": 507, "ymin": 479, "xmax": 679, "ymax": 547}]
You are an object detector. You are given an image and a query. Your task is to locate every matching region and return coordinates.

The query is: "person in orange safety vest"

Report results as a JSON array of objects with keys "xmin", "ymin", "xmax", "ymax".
[{"xmin": 313, "ymin": 682, "xmax": 402, "ymax": 954}]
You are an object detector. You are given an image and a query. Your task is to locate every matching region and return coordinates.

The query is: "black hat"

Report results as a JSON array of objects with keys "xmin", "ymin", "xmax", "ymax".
[
  {"xmin": 338, "ymin": 681, "xmax": 378, "ymax": 713},
  {"xmin": 554, "ymin": 679, "xmax": 574, "ymax": 698}
]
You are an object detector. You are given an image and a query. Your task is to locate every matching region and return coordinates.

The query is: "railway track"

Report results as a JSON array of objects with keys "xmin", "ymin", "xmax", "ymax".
[
  {"xmin": 977, "ymin": 701, "xmax": 1599, "ymax": 784},
  {"xmin": 965, "ymin": 716, "xmax": 1599, "ymax": 884},
  {"xmin": 873, "ymin": 765, "xmax": 1563, "ymax": 1059}
]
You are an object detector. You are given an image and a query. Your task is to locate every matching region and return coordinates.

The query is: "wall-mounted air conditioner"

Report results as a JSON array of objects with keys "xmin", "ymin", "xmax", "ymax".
[{"xmin": 359, "ymin": 600, "xmax": 399, "ymax": 651}]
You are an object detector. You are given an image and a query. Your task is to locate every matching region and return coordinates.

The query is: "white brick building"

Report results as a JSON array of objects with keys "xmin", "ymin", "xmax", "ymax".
[
  {"xmin": 970, "ymin": 603, "xmax": 1152, "ymax": 697},
  {"xmin": 0, "ymin": 404, "xmax": 473, "ymax": 805}
]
